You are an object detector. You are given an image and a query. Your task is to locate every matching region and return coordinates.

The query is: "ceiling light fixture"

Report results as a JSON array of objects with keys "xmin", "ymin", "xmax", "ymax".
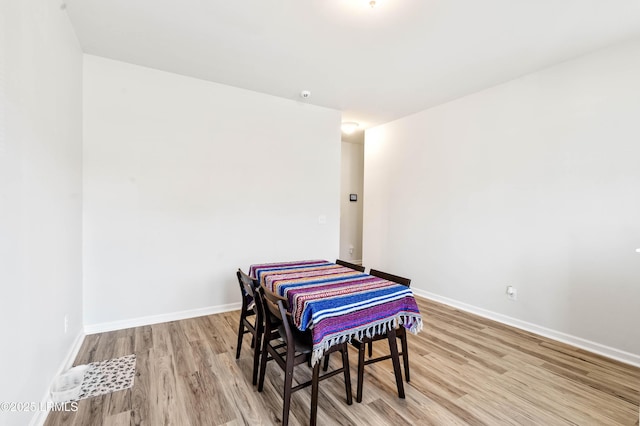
[
  {"xmin": 341, "ymin": 122, "xmax": 360, "ymax": 134},
  {"xmin": 369, "ymin": 1, "xmax": 376, "ymax": 7}
]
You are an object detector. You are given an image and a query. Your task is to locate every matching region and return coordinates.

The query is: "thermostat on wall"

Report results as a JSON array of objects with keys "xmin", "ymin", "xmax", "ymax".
[{"xmin": 349, "ymin": 194, "xmax": 357, "ymax": 202}]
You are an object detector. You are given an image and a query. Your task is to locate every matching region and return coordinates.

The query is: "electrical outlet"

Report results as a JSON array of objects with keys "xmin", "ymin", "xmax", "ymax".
[
  {"xmin": 64, "ymin": 315, "xmax": 68, "ymax": 334},
  {"xmin": 506, "ymin": 286, "xmax": 517, "ymax": 301}
]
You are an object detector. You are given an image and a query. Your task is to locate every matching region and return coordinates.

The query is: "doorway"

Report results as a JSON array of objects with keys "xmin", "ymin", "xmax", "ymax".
[{"xmin": 339, "ymin": 131, "xmax": 364, "ymax": 263}]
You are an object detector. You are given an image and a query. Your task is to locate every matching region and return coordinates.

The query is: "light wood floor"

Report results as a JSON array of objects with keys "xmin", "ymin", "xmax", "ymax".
[{"xmin": 45, "ymin": 296, "xmax": 640, "ymax": 425}]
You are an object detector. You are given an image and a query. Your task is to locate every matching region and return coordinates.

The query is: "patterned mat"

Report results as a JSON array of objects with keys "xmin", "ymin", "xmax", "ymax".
[{"xmin": 77, "ymin": 354, "xmax": 136, "ymax": 400}]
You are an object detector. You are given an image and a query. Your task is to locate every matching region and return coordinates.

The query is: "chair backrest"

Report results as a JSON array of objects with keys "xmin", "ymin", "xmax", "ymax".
[
  {"xmin": 336, "ymin": 259, "xmax": 365, "ymax": 273},
  {"xmin": 261, "ymin": 286, "xmax": 296, "ymax": 347},
  {"xmin": 262, "ymin": 286, "xmax": 289, "ymax": 321},
  {"xmin": 236, "ymin": 269, "xmax": 257, "ymax": 318},
  {"xmin": 237, "ymin": 269, "xmax": 256, "ymax": 298},
  {"xmin": 369, "ymin": 269, "xmax": 411, "ymax": 287},
  {"xmin": 238, "ymin": 269, "xmax": 271, "ymax": 332}
]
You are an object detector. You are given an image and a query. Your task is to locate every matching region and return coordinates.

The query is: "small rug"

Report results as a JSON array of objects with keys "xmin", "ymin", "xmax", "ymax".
[{"xmin": 77, "ymin": 354, "xmax": 136, "ymax": 400}]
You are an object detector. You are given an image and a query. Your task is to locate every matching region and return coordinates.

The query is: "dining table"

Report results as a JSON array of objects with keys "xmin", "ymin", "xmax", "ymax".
[{"xmin": 249, "ymin": 259, "xmax": 423, "ymax": 366}]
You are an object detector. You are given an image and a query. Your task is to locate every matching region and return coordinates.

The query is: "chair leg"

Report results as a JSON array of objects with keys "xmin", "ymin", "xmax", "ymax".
[
  {"xmin": 341, "ymin": 344, "xmax": 353, "ymax": 405},
  {"xmin": 310, "ymin": 361, "xmax": 320, "ymax": 426},
  {"xmin": 257, "ymin": 340, "xmax": 269, "ymax": 392},
  {"xmin": 400, "ymin": 331, "xmax": 410, "ymax": 382},
  {"xmin": 368, "ymin": 341, "xmax": 373, "ymax": 358},
  {"xmin": 282, "ymin": 361, "xmax": 294, "ymax": 426},
  {"xmin": 387, "ymin": 328, "xmax": 405, "ymax": 399},
  {"xmin": 236, "ymin": 316, "xmax": 245, "ymax": 359},
  {"xmin": 250, "ymin": 334, "xmax": 255, "ymax": 348},
  {"xmin": 252, "ymin": 330, "xmax": 262, "ymax": 386},
  {"xmin": 356, "ymin": 341, "xmax": 366, "ymax": 403},
  {"xmin": 322, "ymin": 353, "xmax": 330, "ymax": 372}
]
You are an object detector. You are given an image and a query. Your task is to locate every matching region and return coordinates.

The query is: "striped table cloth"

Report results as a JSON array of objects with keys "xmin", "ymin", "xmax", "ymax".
[{"xmin": 249, "ymin": 260, "xmax": 423, "ymax": 365}]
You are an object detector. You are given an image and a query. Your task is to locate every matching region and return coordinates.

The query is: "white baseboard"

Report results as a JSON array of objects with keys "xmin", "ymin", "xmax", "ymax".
[
  {"xmin": 84, "ymin": 302, "xmax": 242, "ymax": 335},
  {"xmin": 412, "ymin": 288, "xmax": 640, "ymax": 368},
  {"xmin": 30, "ymin": 330, "xmax": 85, "ymax": 426}
]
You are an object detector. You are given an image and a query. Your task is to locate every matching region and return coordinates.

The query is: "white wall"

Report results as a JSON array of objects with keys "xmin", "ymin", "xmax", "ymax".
[
  {"xmin": 0, "ymin": 1, "xmax": 83, "ymax": 425},
  {"xmin": 364, "ymin": 37, "xmax": 640, "ymax": 359},
  {"xmin": 83, "ymin": 56, "xmax": 341, "ymax": 327},
  {"xmin": 339, "ymin": 139, "xmax": 364, "ymax": 263}
]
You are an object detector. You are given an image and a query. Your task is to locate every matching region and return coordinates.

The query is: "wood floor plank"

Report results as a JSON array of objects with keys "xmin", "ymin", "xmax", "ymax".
[
  {"xmin": 133, "ymin": 325, "xmax": 153, "ymax": 353},
  {"xmin": 102, "ymin": 410, "xmax": 130, "ymax": 426},
  {"xmin": 73, "ymin": 394, "xmax": 105, "ymax": 426},
  {"xmin": 168, "ymin": 321, "xmax": 199, "ymax": 376},
  {"xmin": 422, "ymin": 331, "xmax": 508, "ymax": 374},
  {"xmin": 178, "ymin": 369, "xmax": 234, "ymax": 425},
  {"xmin": 540, "ymin": 361, "xmax": 638, "ymax": 405},
  {"xmin": 129, "ymin": 348, "xmax": 151, "ymax": 426},
  {"xmin": 72, "ymin": 334, "xmax": 101, "ymax": 366},
  {"xmin": 151, "ymin": 322, "xmax": 174, "ymax": 356},
  {"xmin": 148, "ymin": 354, "xmax": 192, "ymax": 426},
  {"xmin": 181, "ymin": 317, "xmax": 205, "ymax": 342},
  {"xmin": 44, "ymin": 295, "xmax": 639, "ymax": 425},
  {"xmin": 510, "ymin": 363, "xmax": 637, "ymax": 424}
]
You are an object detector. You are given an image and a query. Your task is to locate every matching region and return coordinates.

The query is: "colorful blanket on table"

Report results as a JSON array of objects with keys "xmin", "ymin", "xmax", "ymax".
[{"xmin": 249, "ymin": 260, "xmax": 423, "ymax": 365}]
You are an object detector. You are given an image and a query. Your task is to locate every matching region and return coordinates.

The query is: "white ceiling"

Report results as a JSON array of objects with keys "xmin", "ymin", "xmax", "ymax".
[{"xmin": 65, "ymin": 0, "xmax": 640, "ymax": 129}]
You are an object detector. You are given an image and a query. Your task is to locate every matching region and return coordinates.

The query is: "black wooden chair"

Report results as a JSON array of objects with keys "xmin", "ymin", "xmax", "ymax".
[
  {"xmin": 351, "ymin": 269, "xmax": 411, "ymax": 403},
  {"xmin": 258, "ymin": 286, "xmax": 352, "ymax": 426},
  {"xmin": 235, "ymin": 269, "xmax": 263, "ymax": 385},
  {"xmin": 336, "ymin": 259, "xmax": 366, "ymax": 272}
]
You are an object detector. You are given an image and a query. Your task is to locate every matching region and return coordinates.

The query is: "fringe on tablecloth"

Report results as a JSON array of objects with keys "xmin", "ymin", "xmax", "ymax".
[{"xmin": 311, "ymin": 314, "xmax": 423, "ymax": 366}]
